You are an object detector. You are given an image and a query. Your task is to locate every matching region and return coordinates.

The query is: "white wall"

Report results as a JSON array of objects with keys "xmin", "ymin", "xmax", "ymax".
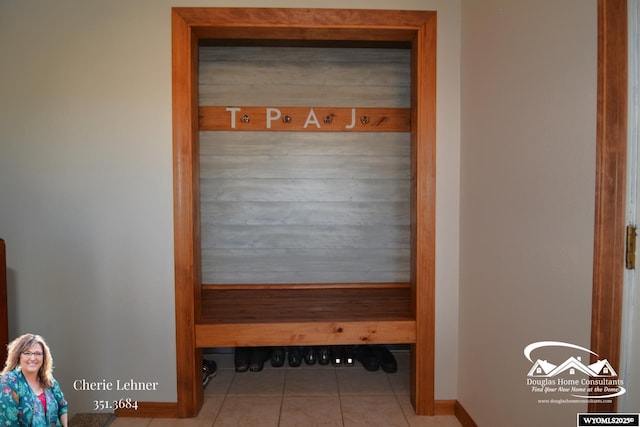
[
  {"xmin": 0, "ymin": 0, "xmax": 461, "ymax": 416},
  {"xmin": 459, "ymin": 1, "xmax": 597, "ymax": 425}
]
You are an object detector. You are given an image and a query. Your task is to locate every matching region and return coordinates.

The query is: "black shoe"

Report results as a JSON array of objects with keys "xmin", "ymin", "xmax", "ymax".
[
  {"xmin": 270, "ymin": 347, "xmax": 286, "ymax": 368},
  {"xmin": 303, "ymin": 347, "xmax": 317, "ymax": 365},
  {"xmin": 249, "ymin": 347, "xmax": 271, "ymax": 372},
  {"xmin": 344, "ymin": 345, "xmax": 356, "ymax": 366},
  {"xmin": 234, "ymin": 347, "xmax": 251, "ymax": 372},
  {"xmin": 202, "ymin": 359, "xmax": 217, "ymax": 387},
  {"xmin": 288, "ymin": 347, "xmax": 302, "ymax": 367},
  {"xmin": 317, "ymin": 346, "xmax": 330, "ymax": 365},
  {"xmin": 355, "ymin": 345, "xmax": 379, "ymax": 371},
  {"xmin": 330, "ymin": 346, "xmax": 345, "ymax": 366},
  {"xmin": 375, "ymin": 346, "xmax": 397, "ymax": 373}
]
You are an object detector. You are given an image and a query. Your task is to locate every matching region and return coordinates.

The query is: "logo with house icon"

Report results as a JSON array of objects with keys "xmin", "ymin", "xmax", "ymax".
[
  {"xmin": 527, "ymin": 355, "xmax": 617, "ymax": 378},
  {"xmin": 524, "ymin": 341, "xmax": 626, "ymax": 401}
]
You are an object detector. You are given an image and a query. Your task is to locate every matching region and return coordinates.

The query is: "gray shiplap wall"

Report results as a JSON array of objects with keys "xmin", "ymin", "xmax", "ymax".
[{"xmin": 199, "ymin": 46, "xmax": 411, "ymax": 284}]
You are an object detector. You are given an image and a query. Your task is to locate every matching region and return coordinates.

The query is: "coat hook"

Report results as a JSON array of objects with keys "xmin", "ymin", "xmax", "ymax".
[
  {"xmin": 282, "ymin": 115, "xmax": 292, "ymax": 123},
  {"xmin": 241, "ymin": 115, "xmax": 250, "ymax": 123},
  {"xmin": 324, "ymin": 115, "xmax": 333, "ymax": 124},
  {"xmin": 360, "ymin": 116, "xmax": 369, "ymax": 124}
]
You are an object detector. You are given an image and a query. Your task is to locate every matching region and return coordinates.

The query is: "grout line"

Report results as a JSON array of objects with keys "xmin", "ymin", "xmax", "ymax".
[
  {"xmin": 208, "ymin": 366, "xmax": 235, "ymax": 427},
  {"xmin": 393, "ymin": 391, "xmax": 412, "ymax": 427},
  {"xmin": 276, "ymin": 392, "xmax": 284, "ymax": 427},
  {"xmin": 209, "ymin": 384, "xmax": 228, "ymax": 427},
  {"xmin": 336, "ymin": 367, "xmax": 347, "ymax": 427},
  {"xmin": 276, "ymin": 363, "xmax": 290, "ymax": 426}
]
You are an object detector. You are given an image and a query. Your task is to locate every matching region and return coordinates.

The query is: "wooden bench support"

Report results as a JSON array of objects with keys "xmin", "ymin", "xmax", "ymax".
[{"xmin": 196, "ymin": 321, "xmax": 416, "ymax": 348}]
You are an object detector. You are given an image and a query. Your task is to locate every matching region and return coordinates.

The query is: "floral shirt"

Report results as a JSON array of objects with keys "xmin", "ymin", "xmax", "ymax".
[{"xmin": 0, "ymin": 369, "xmax": 68, "ymax": 426}]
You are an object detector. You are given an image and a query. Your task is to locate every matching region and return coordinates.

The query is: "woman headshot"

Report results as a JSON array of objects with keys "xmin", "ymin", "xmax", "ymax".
[{"xmin": 0, "ymin": 333, "xmax": 68, "ymax": 426}]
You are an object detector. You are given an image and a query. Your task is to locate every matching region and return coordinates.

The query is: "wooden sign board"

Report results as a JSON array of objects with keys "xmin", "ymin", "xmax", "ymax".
[{"xmin": 199, "ymin": 106, "xmax": 410, "ymax": 132}]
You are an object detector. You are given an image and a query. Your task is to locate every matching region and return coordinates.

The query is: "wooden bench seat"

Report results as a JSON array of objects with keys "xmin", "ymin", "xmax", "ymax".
[{"xmin": 196, "ymin": 284, "xmax": 416, "ymax": 347}]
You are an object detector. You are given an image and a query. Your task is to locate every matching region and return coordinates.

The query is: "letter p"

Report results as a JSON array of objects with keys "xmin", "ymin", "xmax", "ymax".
[{"xmin": 266, "ymin": 108, "xmax": 281, "ymax": 129}]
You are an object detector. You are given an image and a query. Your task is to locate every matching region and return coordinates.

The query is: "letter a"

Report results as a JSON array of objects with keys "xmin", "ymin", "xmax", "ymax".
[{"xmin": 304, "ymin": 108, "xmax": 321, "ymax": 128}]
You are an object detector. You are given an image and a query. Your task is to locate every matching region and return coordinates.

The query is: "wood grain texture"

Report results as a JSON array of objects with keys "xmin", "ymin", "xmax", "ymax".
[
  {"xmin": 590, "ymin": 0, "xmax": 627, "ymax": 413},
  {"xmin": 196, "ymin": 320, "xmax": 415, "ymax": 347},
  {"xmin": 200, "ymin": 287, "xmax": 412, "ymax": 322},
  {"xmin": 201, "ymin": 248, "xmax": 410, "ymax": 285},
  {"xmin": 410, "ymin": 12, "xmax": 437, "ymax": 416},
  {"xmin": 199, "ymin": 46, "xmax": 410, "ymax": 108},
  {"xmin": 200, "ymin": 178, "xmax": 410, "ymax": 202},
  {"xmin": 171, "ymin": 9, "xmax": 203, "ymax": 418},
  {"xmin": 199, "ymin": 131, "xmax": 411, "ymax": 156},
  {"xmin": 0, "ymin": 239, "xmax": 7, "ymax": 365},
  {"xmin": 199, "ymin": 106, "xmax": 410, "ymax": 132},
  {"xmin": 178, "ymin": 8, "xmax": 430, "ymax": 42},
  {"xmin": 197, "ymin": 279, "xmax": 415, "ymax": 347},
  {"xmin": 199, "ymin": 49, "xmax": 411, "ymax": 285},
  {"xmin": 454, "ymin": 401, "xmax": 479, "ymax": 426}
]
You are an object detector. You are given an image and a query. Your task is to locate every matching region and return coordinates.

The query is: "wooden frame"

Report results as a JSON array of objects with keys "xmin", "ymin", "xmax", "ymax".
[
  {"xmin": 590, "ymin": 0, "xmax": 628, "ymax": 413},
  {"xmin": 1, "ymin": 239, "xmax": 7, "ymax": 365},
  {"xmin": 171, "ymin": 7, "xmax": 436, "ymax": 417}
]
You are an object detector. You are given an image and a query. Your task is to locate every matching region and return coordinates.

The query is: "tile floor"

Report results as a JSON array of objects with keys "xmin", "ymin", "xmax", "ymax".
[{"xmin": 109, "ymin": 350, "xmax": 461, "ymax": 427}]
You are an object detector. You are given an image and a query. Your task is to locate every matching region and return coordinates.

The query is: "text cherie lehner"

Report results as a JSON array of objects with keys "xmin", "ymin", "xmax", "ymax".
[{"xmin": 73, "ymin": 378, "xmax": 159, "ymax": 391}]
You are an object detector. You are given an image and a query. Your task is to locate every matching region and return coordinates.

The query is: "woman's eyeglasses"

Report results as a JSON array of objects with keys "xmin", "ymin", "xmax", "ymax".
[{"xmin": 22, "ymin": 351, "xmax": 43, "ymax": 358}]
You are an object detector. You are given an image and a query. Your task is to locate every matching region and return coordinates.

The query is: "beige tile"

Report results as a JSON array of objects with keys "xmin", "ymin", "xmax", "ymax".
[
  {"xmin": 341, "ymin": 395, "xmax": 409, "ymax": 427},
  {"xmin": 405, "ymin": 415, "xmax": 462, "ymax": 427},
  {"xmin": 385, "ymin": 351, "xmax": 410, "ymax": 395},
  {"xmin": 284, "ymin": 368, "xmax": 339, "ymax": 396},
  {"xmin": 109, "ymin": 417, "xmax": 152, "ymax": 427},
  {"xmin": 279, "ymin": 395, "xmax": 343, "ymax": 427},
  {"xmin": 387, "ymin": 368, "xmax": 411, "ymax": 395},
  {"xmin": 148, "ymin": 397, "xmax": 222, "ymax": 427},
  {"xmin": 227, "ymin": 369, "xmax": 286, "ymax": 396},
  {"xmin": 213, "ymin": 396, "xmax": 282, "ymax": 427},
  {"xmin": 337, "ymin": 369, "xmax": 394, "ymax": 395},
  {"xmin": 396, "ymin": 395, "xmax": 461, "ymax": 427},
  {"xmin": 204, "ymin": 368, "xmax": 235, "ymax": 397},
  {"xmin": 396, "ymin": 394, "xmax": 417, "ymax": 417},
  {"xmin": 113, "ymin": 349, "xmax": 454, "ymax": 427}
]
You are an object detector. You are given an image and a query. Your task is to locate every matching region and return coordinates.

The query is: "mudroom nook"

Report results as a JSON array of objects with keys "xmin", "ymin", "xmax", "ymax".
[{"xmin": 170, "ymin": 8, "xmax": 436, "ymax": 418}]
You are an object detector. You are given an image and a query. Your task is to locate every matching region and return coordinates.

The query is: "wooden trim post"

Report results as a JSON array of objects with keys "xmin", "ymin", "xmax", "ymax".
[
  {"xmin": 410, "ymin": 12, "xmax": 437, "ymax": 416},
  {"xmin": 590, "ymin": 0, "xmax": 627, "ymax": 413},
  {"xmin": 172, "ymin": 9, "xmax": 203, "ymax": 417},
  {"xmin": 0, "ymin": 239, "xmax": 7, "ymax": 364}
]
